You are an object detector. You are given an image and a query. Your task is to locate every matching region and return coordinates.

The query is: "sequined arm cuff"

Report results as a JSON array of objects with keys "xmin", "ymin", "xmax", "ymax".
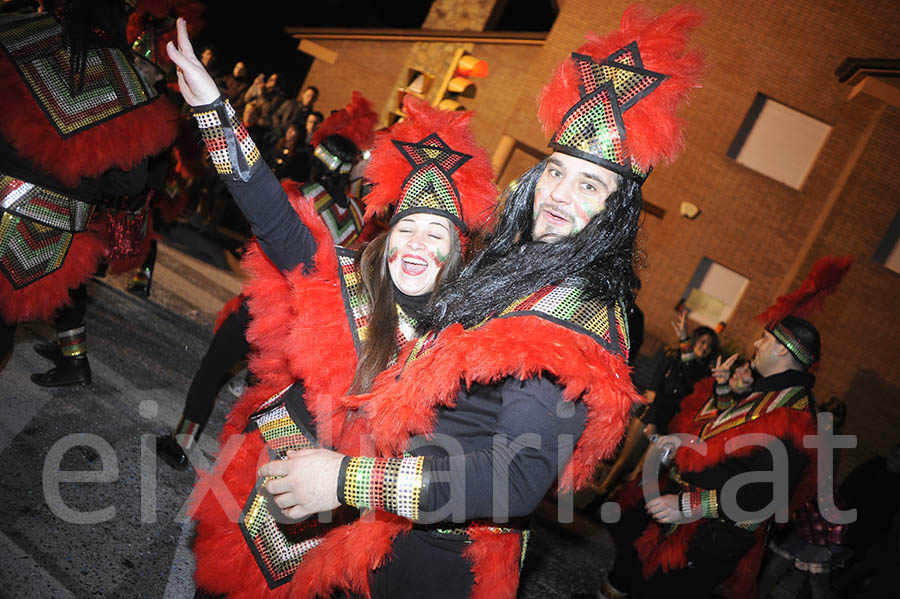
[
  {"xmin": 338, "ymin": 455, "xmax": 428, "ymax": 521},
  {"xmin": 191, "ymin": 97, "xmax": 260, "ymax": 181},
  {"xmin": 680, "ymin": 489, "xmax": 719, "ymax": 519},
  {"xmin": 679, "ymin": 338, "xmax": 692, "ymax": 358}
]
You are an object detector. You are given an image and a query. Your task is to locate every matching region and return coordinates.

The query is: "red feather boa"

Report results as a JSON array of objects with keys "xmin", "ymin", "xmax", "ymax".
[
  {"xmin": 293, "ymin": 302, "xmax": 641, "ymax": 598},
  {"xmin": 190, "ymin": 182, "xmax": 360, "ymax": 598},
  {"xmin": 0, "ymin": 52, "xmax": 178, "ymax": 189}
]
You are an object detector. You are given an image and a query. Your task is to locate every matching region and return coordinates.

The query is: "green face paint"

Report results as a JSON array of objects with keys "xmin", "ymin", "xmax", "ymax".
[
  {"xmin": 435, "ymin": 248, "xmax": 448, "ymax": 265},
  {"xmin": 387, "ymin": 246, "xmax": 399, "ymax": 263}
]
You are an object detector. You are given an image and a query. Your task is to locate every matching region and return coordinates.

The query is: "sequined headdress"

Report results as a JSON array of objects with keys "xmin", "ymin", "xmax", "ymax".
[
  {"xmin": 538, "ymin": 4, "xmax": 704, "ymax": 184},
  {"xmin": 755, "ymin": 255, "xmax": 854, "ymax": 368},
  {"xmin": 309, "ymin": 91, "xmax": 378, "ymax": 175},
  {"xmin": 364, "ymin": 96, "xmax": 497, "ymax": 234}
]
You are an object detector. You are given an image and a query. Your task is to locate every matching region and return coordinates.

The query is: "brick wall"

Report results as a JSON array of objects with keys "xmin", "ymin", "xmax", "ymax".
[{"xmin": 296, "ymin": 0, "xmax": 900, "ymax": 461}]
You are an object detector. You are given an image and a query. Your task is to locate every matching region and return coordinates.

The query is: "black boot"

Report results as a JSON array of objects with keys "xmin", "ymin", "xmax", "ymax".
[
  {"xmin": 33, "ymin": 341, "xmax": 63, "ymax": 363},
  {"xmin": 156, "ymin": 435, "xmax": 189, "ymax": 471},
  {"xmin": 31, "ymin": 355, "xmax": 91, "ymax": 387}
]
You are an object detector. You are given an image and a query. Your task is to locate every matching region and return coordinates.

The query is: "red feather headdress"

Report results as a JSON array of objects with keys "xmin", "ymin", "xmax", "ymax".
[
  {"xmin": 755, "ymin": 256, "xmax": 854, "ymax": 327},
  {"xmin": 363, "ymin": 96, "xmax": 497, "ymax": 234},
  {"xmin": 127, "ymin": 0, "xmax": 206, "ymax": 67},
  {"xmin": 310, "ymin": 91, "xmax": 378, "ymax": 150},
  {"xmin": 755, "ymin": 255, "xmax": 854, "ymax": 367},
  {"xmin": 537, "ymin": 4, "xmax": 704, "ymax": 183}
]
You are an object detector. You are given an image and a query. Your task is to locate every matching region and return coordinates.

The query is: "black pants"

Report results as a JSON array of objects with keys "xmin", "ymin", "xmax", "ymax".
[
  {"xmin": 55, "ymin": 284, "xmax": 88, "ymax": 332},
  {"xmin": 0, "ymin": 319, "xmax": 14, "ymax": 357},
  {"xmin": 181, "ymin": 301, "xmax": 251, "ymax": 435}
]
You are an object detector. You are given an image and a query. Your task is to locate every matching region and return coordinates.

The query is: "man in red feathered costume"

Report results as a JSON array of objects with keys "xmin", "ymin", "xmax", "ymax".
[
  {"xmin": 0, "ymin": 0, "xmax": 177, "ymax": 383},
  {"xmin": 248, "ymin": 6, "xmax": 706, "ymax": 599},
  {"xmin": 610, "ymin": 256, "xmax": 853, "ymax": 598},
  {"xmin": 155, "ymin": 92, "xmax": 380, "ymax": 471}
]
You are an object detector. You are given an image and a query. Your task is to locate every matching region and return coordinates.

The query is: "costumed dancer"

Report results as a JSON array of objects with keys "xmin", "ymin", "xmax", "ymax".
[
  {"xmin": 156, "ymin": 91, "xmax": 380, "ymax": 471},
  {"xmin": 611, "ymin": 255, "xmax": 853, "ymax": 599},
  {"xmin": 164, "ymin": 17, "xmax": 498, "ymax": 597},
  {"xmin": 0, "ymin": 1, "xmax": 178, "ymax": 384},
  {"xmin": 254, "ymin": 6, "xmax": 704, "ymax": 599}
]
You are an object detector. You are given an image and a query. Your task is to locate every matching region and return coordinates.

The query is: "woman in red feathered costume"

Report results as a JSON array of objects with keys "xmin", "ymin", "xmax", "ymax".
[
  {"xmin": 165, "ymin": 17, "xmax": 499, "ymax": 597},
  {"xmin": 247, "ymin": 5, "xmax": 704, "ymax": 599},
  {"xmin": 0, "ymin": 0, "xmax": 178, "ymax": 381}
]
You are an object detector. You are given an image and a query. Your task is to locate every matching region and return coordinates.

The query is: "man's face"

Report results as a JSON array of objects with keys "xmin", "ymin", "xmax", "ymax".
[
  {"xmin": 201, "ymin": 48, "xmax": 214, "ymax": 66},
  {"xmin": 233, "ymin": 62, "xmax": 247, "ymax": 78},
  {"xmin": 306, "ymin": 114, "xmax": 321, "ymax": 135},
  {"xmin": 751, "ymin": 330, "xmax": 785, "ymax": 376},
  {"xmin": 301, "ymin": 88, "xmax": 316, "ymax": 106},
  {"xmin": 531, "ymin": 152, "xmax": 619, "ymax": 242},
  {"xmin": 265, "ymin": 74, "xmax": 278, "ymax": 89},
  {"xmin": 285, "ymin": 124, "xmax": 299, "ymax": 144}
]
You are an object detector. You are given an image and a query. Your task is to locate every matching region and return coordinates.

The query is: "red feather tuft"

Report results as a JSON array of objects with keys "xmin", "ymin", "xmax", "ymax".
[
  {"xmin": 363, "ymin": 96, "xmax": 497, "ymax": 233},
  {"xmin": 537, "ymin": 4, "xmax": 704, "ymax": 171},
  {"xmin": 755, "ymin": 255, "xmax": 854, "ymax": 327},
  {"xmin": 213, "ymin": 293, "xmax": 246, "ymax": 334},
  {"xmin": 310, "ymin": 91, "xmax": 378, "ymax": 150}
]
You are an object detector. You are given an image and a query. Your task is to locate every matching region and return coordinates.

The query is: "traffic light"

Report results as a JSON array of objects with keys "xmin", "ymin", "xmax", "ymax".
[{"xmin": 432, "ymin": 48, "xmax": 488, "ymax": 111}]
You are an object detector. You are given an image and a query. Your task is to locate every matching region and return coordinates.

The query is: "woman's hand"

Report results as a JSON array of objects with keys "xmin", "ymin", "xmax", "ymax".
[
  {"xmin": 165, "ymin": 18, "xmax": 221, "ymax": 106},
  {"xmin": 671, "ymin": 311, "xmax": 688, "ymax": 340},
  {"xmin": 259, "ymin": 448, "xmax": 345, "ymax": 520}
]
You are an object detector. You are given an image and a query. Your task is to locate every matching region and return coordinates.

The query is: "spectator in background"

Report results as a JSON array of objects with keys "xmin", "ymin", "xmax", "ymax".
[
  {"xmin": 304, "ymin": 110, "xmax": 324, "ymax": 143},
  {"xmin": 218, "ymin": 60, "xmax": 251, "ymax": 110},
  {"xmin": 270, "ymin": 84, "xmax": 319, "ymax": 141},
  {"xmin": 241, "ymin": 72, "xmax": 265, "ymax": 111},
  {"xmin": 199, "ymin": 45, "xmax": 221, "ymax": 80},
  {"xmin": 269, "ymin": 122, "xmax": 309, "ymax": 182},
  {"xmin": 254, "ymin": 72, "xmax": 285, "ymax": 129},
  {"xmin": 641, "ymin": 310, "xmax": 719, "ymax": 435}
]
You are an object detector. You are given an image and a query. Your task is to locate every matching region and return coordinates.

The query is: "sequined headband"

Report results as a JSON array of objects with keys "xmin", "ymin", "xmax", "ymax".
[
  {"xmin": 314, "ymin": 144, "xmax": 353, "ymax": 174},
  {"xmin": 769, "ymin": 322, "xmax": 815, "ymax": 367},
  {"xmin": 390, "ymin": 133, "xmax": 472, "ymax": 232},
  {"xmin": 549, "ymin": 43, "xmax": 667, "ymax": 183}
]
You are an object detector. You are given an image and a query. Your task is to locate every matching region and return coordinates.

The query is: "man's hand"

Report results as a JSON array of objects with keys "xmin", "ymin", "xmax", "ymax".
[
  {"xmin": 259, "ymin": 448, "xmax": 345, "ymax": 520},
  {"xmin": 646, "ymin": 494, "xmax": 693, "ymax": 524},
  {"xmin": 165, "ymin": 18, "xmax": 221, "ymax": 106},
  {"xmin": 711, "ymin": 353, "xmax": 739, "ymax": 385}
]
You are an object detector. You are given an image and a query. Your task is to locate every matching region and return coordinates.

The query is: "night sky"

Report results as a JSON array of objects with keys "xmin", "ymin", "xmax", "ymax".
[{"xmin": 194, "ymin": 0, "xmax": 557, "ymax": 95}]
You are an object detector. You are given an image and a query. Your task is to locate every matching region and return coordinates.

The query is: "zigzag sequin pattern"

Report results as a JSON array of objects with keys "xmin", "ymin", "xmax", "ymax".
[
  {"xmin": 0, "ymin": 175, "xmax": 95, "ymax": 288},
  {"xmin": 0, "ymin": 14, "xmax": 155, "ymax": 137}
]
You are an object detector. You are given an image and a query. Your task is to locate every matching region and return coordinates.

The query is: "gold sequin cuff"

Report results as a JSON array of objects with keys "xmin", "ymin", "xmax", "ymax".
[
  {"xmin": 340, "ymin": 455, "xmax": 426, "ymax": 521},
  {"xmin": 192, "ymin": 97, "xmax": 260, "ymax": 180}
]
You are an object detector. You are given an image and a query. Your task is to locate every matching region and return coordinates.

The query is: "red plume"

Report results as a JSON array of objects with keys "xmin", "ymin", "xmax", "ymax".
[
  {"xmin": 755, "ymin": 256, "xmax": 854, "ymax": 327},
  {"xmin": 363, "ymin": 96, "xmax": 497, "ymax": 233},
  {"xmin": 537, "ymin": 4, "xmax": 704, "ymax": 171},
  {"xmin": 310, "ymin": 91, "xmax": 378, "ymax": 150}
]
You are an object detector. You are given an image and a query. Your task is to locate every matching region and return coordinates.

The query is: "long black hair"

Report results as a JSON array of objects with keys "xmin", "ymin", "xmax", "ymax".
[{"xmin": 423, "ymin": 158, "xmax": 644, "ymax": 331}]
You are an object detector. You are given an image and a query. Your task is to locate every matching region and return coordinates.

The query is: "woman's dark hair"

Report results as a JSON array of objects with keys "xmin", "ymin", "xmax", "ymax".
[
  {"xmin": 52, "ymin": 0, "xmax": 132, "ymax": 94},
  {"xmin": 348, "ymin": 225, "xmax": 462, "ymax": 393},
  {"xmin": 690, "ymin": 326, "xmax": 720, "ymax": 365},
  {"xmin": 424, "ymin": 158, "xmax": 644, "ymax": 331}
]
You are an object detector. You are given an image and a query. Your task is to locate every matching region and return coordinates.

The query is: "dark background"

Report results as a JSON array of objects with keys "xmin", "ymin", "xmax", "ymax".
[{"xmin": 194, "ymin": 0, "xmax": 557, "ymax": 95}]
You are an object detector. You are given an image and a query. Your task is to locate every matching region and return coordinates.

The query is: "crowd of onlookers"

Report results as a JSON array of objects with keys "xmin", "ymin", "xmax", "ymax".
[{"xmin": 185, "ymin": 47, "xmax": 326, "ymax": 234}]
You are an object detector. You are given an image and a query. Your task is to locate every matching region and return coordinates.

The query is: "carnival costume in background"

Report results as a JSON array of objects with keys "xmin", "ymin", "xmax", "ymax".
[
  {"xmin": 612, "ymin": 256, "xmax": 853, "ymax": 599},
  {"xmin": 184, "ymin": 95, "xmax": 497, "ymax": 598},
  {"xmin": 252, "ymin": 6, "xmax": 706, "ymax": 599},
  {"xmin": 0, "ymin": 6, "xmax": 177, "ymax": 383},
  {"xmin": 156, "ymin": 92, "xmax": 379, "ymax": 471}
]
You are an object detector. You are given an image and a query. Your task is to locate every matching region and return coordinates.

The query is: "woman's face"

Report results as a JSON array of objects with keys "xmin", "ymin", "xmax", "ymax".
[
  {"xmin": 693, "ymin": 333, "xmax": 713, "ymax": 358},
  {"xmin": 387, "ymin": 213, "xmax": 454, "ymax": 296}
]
